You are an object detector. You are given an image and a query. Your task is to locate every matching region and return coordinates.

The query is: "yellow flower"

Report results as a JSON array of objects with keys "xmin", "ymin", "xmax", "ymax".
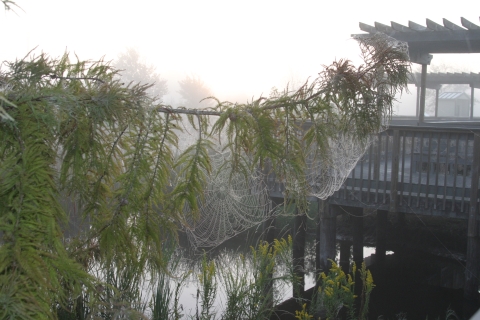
[
  {"xmin": 366, "ymin": 270, "xmax": 375, "ymax": 289},
  {"xmin": 347, "ymin": 274, "xmax": 353, "ymax": 284}
]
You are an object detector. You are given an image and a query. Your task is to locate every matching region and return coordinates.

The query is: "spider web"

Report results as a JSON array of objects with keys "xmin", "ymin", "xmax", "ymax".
[
  {"xmin": 306, "ymin": 133, "xmax": 372, "ymax": 200},
  {"xmin": 182, "ymin": 151, "xmax": 272, "ymax": 249}
]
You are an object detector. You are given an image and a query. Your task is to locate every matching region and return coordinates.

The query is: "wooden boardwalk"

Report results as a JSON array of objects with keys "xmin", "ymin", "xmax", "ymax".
[{"xmin": 267, "ymin": 120, "xmax": 480, "ymax": 220}]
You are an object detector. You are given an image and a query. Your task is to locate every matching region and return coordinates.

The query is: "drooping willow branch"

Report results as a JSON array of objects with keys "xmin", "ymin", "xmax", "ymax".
[{"xmin": 49, "ymin": 73, "xmax": 106, "ymax": 84}]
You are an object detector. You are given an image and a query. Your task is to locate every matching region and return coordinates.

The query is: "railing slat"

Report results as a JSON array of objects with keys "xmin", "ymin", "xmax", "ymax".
[
  {"xmin": 383, "ymin": 133, "xmax": 390, "ymax": 204},
  {"xmin": 433, "ymin": 132, "xmax": 441, "ymax": 210},
  {"xmin": 443, "ymin": 133, "xmax": 451, "ymax": 211},
  {"xmin": 425, "ymin": 132, "xmax": 432, "ymax": 209},
  {"xmin": 452, "ymin": 134, "xmax": 460, "ymax": 212},
  {"xmin": 408, "ymin": 132, "xmax": 415, "ymax": 207}
]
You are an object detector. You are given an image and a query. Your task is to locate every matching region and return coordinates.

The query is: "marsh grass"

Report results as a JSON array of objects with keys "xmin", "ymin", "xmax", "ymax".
[{"xmin": 197, "ymin": 253, "xmax": 217, "ymax": 320}]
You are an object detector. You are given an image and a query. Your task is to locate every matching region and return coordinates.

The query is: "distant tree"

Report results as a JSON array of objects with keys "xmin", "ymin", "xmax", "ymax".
[
  {"xmin": 113, "ymin": 48, "xmax": 168, "ymax": 102},
  {"xmin": 178, "ymin": 75, "xmax": 214, "ymax": 109}
]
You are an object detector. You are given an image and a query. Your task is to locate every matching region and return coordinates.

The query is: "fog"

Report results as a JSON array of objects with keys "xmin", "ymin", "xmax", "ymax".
[{"xmin": 1, "ymin": 0, "xmax": 479, "ymax": 109}]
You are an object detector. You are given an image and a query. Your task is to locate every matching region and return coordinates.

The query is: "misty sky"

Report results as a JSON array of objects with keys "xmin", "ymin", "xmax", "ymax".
[{"xmin": 1, "ymin": 0, "xmax": 479, "ymax": 113}]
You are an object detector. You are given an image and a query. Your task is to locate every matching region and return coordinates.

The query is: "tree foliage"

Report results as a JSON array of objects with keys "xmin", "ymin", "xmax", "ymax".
[
  {"xmin": 113, "ymin": 47, "xmax": 168, "ymax": 102},
  {"xmin": 178, "ymin": 75, "xmax": 214, "ymax": 109},
  {"xmin": 1, "ymin": 0, "xmax": 18, "ymax": 11},
  {"xmin": 0, "ymin": 33, "xmax": 410, "ymax": 318}
]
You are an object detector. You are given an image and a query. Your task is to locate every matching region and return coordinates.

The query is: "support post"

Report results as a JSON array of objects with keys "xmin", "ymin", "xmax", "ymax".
[
  {"xmin": 397, "ymin": 212, "xmax": 406, "ymax": 228},
  {"xmin": 339, "ymin": 240, "xmax": 351, "ymax": 274},
  {"xmin": 465, "ymin": 133, "xmax": 480, "ymax": 301},
  {"xmin": 471, "ymin": 85, "xmax": 475, "ymax": 119},
  {"xmin": 351, "ymin": 206, "xmax": 364, "ymax": 308},
  {"xmin": 319, "ymin": 201, "xmax": 337, "ymax": 274},
  {"xmin": 376, "ymin": 210, "xmax": 388, "ymax": 262},
  {"xmin": 375, "ymin": 210, "xmax": 389, "ymax": 286},
  {"xmin": 352, "ymin": 207, "xmax": 364, "ymax": 268},
  {"xmin": 292, "ymin": 204, "xmax": 307, "ymax": 299},
  {"xmin": 416, "ymin": 86, "xmax": 420, "ymax": 117},
  {"xmin": 418, "ymin": 64, "xmax": 427, "ymax": 125},
  {"xmin": 264, "ymin": 197, "xmax": 281, "ymax": 245}
]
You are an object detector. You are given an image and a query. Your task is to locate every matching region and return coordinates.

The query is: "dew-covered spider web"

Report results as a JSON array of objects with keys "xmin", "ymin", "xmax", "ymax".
[
  {"xmin": 305, "ymin": 133, "xmax": 373, "ymax": 200},
  {"xmin": 181, "ymin": 150, "xmax": 272, "ymax": 249},
  {"xmin": 179, "ymin": 131, "xmax": 377, "ymax": 248}
]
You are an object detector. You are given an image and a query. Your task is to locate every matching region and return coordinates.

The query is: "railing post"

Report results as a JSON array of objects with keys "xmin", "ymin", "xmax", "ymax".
[
  {"xmin": 373, "ymin": 139, "xmax": 380, "ymax": 182},
  {"xmin": 418, "ymin": 64, "xmax": 427, "ymax": 124},
  {"xmin": 390, "ymin": 130, "xmax": 400, "ymax": 213},
  {"xmin": 465, "ymin": 132, "xmax": 480, "ymax": 301}
]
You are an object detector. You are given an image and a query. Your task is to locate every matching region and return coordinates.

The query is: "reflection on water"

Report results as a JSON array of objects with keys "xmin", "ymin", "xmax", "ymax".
[
  {"xmin": 173, "ymin": 225, "xmax": 298, "ymax": 316},
  {"xmin": 156, "ymin": 217, "xmax": 479, "ymax": 319}
]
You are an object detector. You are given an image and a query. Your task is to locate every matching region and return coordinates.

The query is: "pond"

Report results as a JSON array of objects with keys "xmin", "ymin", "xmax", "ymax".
[{"xmin": 157, "ymin": 215, "xmax": 480, "ymax": 320}]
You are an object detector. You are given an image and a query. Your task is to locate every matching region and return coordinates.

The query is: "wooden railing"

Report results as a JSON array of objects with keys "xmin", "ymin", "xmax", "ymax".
[{"xmin": 330, "ymin": 124, "xmax": 480, "ymax": 219}]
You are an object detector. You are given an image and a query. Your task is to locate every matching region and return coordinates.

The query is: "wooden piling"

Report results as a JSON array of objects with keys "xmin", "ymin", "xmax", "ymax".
[
  {"xmin": 376, "ymin": 209, "xmax": 388, "ymax": 262},
  {"xmin": 339, "ymin": 240, "xmax": 351, "ymax": 274},
  {"xmin": 319, "ymin": 201, "xmax": 337, "ymax": 273},
  {"xmin": 351, "ymin": 206, "xmax": 364, "ymax": 302},
  {"xmin": 292, "ymin": 204, "xmax": 307, "ymax": 299}
]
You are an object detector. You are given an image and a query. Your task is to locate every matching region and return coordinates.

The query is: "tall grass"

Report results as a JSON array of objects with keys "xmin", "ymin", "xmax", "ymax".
[
  {"xmin": 197, "ymin": 253, "xmax": 217, "ymax": 320},
  {"xmin": 65, "ymin": 238, "xmax": 379, "ymax": 319},
  {"xmin": 152, "ymin": 273, "xmax": 171, "ymax": 320}
]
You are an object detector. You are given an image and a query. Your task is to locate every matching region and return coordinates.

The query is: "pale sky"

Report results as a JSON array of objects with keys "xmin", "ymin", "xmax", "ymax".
[{"xmin": 1, "ymin": 0, "xmax": 479, "ymax": 111}]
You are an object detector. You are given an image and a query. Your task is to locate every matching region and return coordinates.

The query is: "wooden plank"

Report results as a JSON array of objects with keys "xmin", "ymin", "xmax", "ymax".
[
  {"xmin": 391, "ymin": 21, "xmax": 414, "ymax": 32},
  {"xmin": 443, "ymin": 18, "xmax": 466, "ymax": 31},
  {"xmin": 426, "ymin": 18, "xmax": 450, "ymax": 31},
  {"xmin": 408, "ymin": 20, "xmax": 430, "ymax": 31},
  {"xmin": 359, "ymin": 22, "xmax": 378, "ymax": 34},
  {"xmin": 375, "ymin": 21, "xmax": 395, "ymax": 34},
  {"xmin": 461, "ymin": 17, "xmax": 480, "ymax": 30}
]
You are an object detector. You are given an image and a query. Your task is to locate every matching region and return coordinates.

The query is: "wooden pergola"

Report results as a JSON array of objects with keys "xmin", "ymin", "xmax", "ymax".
[
  {"xmin": 354, "ymin": 17, "xmax": 480, "ymax": 123},
  {"xmin": 408, "ymin": 72, "xmax": 480, "ymax": 118},
  {"xmin": 354, "ymin": 17, "xmax": 480, "ymax": 302}
]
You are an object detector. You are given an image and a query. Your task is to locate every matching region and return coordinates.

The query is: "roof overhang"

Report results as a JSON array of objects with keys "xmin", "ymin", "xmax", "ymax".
[
  {"xmin": 408, "ymin": 72, "xmax": 480, "ymax": 89},
  {"xmin": 354, "ymin": 17, "xmax": 480, "ymax": 64}
]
